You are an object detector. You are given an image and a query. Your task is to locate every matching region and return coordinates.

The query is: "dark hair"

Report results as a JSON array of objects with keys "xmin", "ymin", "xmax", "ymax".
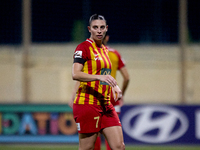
[{"xmin": 89, "ymin": 14, "xmax": 106, "ymax": 25}]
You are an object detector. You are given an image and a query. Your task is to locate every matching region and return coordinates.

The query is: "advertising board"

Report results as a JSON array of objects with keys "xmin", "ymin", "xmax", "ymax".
[
  {"xmin": 0, "ymin": 104, "xmax": 78, "ymax": 143},
  {"xmin": 120, "ymin": 104, "xmax": 200, "ymax": 145}
]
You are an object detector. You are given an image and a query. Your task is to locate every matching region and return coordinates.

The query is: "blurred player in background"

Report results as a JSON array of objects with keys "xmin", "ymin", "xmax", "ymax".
[
  {"xmin": 104, "ymin": 34, "xmax": 130, "ymax": 113},
  {"xmin": 70, "ymin": 14, "xmax": 125, "ymax": 150},
  {"xmin": 94, "ymin": 34, "xmax": 130, "ymax": 150}
]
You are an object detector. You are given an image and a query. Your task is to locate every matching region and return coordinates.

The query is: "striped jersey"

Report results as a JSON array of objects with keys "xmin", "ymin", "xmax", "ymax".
[
  {"xmin": 73, "ymin": 39, "xmax": 112, "ymax": 106},
  {"xmin": 107, "ymin": 46, "xmax": 125, "ymax": 79},
  {"xmin": 106, "ymin": 46, "xmax": 126, "ymax": 106}
]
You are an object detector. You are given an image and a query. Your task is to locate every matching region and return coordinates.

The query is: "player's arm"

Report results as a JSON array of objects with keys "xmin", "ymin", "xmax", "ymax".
[
  {"xmin": 72, "ymin": 63, "xmax": 99, "ymax": 82},
  {"xmin": 72, "ymin": 63, "xmax": 117, "ymax": 87},
  {"xmin": 72, "ymin": 62, "xmax": 121, "ymax": 101},
  {"xmin": 68, "ymin": 81, "xmax": 80, "ymax": 109},
  {"xmin": 119, "ymin": 66, "xmax": 130, "ymax": 95},
  {"xmin": 114, "ymin": 49, "xmax": 129, "ymax": 96},
  {"xmin": 117, "ymin": 66, "xmax": 129, "ymax": 105}
]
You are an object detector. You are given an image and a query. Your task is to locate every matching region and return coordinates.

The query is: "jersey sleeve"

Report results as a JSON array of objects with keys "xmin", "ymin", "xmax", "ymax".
[
  {"xmin": 115, "ymin": 50, "xmax": 125, "ymax": 70},
  {"xmin": 73, "ymin": 43, "xmax": 87, "ymax": 65}
]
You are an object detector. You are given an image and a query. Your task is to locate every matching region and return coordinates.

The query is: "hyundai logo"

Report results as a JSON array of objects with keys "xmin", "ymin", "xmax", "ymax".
[{"xmin": 121, "ymin": 105, "xmax": 189, "ymax": 143}]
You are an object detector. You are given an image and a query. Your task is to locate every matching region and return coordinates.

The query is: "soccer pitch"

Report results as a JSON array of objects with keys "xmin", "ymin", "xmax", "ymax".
[{"xmin": 0, "ymin": 144, "xmax": 200, "ymax": 150}]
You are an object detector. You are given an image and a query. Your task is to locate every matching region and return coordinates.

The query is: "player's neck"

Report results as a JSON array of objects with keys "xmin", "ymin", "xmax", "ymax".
[{"xmin": 89, "ymin": 38, "xmax": 102, "ymax": 48}]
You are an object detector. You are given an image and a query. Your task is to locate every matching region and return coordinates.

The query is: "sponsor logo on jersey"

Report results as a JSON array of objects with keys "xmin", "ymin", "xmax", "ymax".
[
  {"xmin": 100, "ymin": 68, "xmax": 111, "ymax": 85},
  {"xmin": 121, "ymin": 105, "xmax": 189, "ymax": 143}
]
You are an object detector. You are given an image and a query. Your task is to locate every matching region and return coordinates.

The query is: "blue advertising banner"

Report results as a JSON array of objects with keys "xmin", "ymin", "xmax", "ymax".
[
  {"xmin": 0, "ymin": 104, "xmax": 79, "ymax": 143},
  {"xmin": 120, "ymin": 104, "xmax": 200, "ymax": 145},
  {"xmin": 1, "ymin": 104, "xmax": 200, "ymax": 144}
]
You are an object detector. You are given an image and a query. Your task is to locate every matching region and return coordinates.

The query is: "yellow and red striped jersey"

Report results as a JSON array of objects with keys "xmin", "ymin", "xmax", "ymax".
[
  {"xmin": 73, "ymin": 39, "xmax": 112, "ymax": 106},
  {"xmin": 107, "ymin": 46, "xmax": 125, "ymax": 79}
]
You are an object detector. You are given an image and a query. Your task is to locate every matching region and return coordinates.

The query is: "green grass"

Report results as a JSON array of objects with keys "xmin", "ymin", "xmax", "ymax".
[{"xmin": 0, "ymin": 144, "xmax": 200, "ymax": 150}]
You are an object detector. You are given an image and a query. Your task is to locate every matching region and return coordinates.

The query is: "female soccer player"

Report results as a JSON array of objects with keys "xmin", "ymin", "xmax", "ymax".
[
  {"xmin": 71, "ymin": 14, "xmax": 125, "ymax": 150},
  {"xmin": 94, "ymin": 34, "xmax": 130, "ymax": 150}
]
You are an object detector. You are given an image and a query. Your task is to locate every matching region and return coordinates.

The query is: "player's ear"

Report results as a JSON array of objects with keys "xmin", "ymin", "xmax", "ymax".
[
  {"xmin": 88, "ymin": 26, "xmax": 91, "ymax": 33},
  {"xmin": 106, "ymin": 35, "xmax": 110, "ymax": 41}
]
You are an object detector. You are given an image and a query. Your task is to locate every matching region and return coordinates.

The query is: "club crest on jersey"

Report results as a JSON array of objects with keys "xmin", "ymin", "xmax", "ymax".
[
  {"xmin": 74, "ymin": 51, "xmax": 82, "ymax": 58},
  {"xmin": 100, "ymin": 68, "xmax": 111, "ymax": 85}
]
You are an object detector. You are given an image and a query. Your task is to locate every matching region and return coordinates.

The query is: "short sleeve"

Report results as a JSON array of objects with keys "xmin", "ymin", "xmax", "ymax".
[
  {"xmin": 73, "ymin": 43, "xmax": 87, "ymax": 65},
  {"xmin": 115, "ymin": 50, "xmax": 125, "ymax": 70}
]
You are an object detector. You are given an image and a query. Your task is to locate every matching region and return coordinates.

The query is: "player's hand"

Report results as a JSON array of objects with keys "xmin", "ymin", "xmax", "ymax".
[
  {"xmin": 98, "ymin": 75, "xmax": 117, "ymax": 87},
  {"xmin": 112, "ymin": 85, "xmax": 122, "ymax": 102}
]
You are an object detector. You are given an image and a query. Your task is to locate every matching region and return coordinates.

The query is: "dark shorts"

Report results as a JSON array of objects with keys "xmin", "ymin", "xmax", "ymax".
[{"xmin": 73, "ymin": 104, "xmax": 121, "ymax": 133}]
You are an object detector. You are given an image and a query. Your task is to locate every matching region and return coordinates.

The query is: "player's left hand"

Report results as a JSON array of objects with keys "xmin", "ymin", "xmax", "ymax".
[{"xmin": 112, "ymin": 85, "xmax": 122, "ymax": 102}]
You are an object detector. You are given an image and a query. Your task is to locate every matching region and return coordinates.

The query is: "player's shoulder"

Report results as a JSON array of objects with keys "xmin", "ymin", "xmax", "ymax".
[
  {"xmin": 83, "ymin": 39, "xmax": 92, "ymax": 44},
  {"xmin": 76, "ymin": 39, "xmax": 93, "ymax": 49},
  {"xmin": 107, "ymin": 46, "xmax": 121, "ymax": 55}
]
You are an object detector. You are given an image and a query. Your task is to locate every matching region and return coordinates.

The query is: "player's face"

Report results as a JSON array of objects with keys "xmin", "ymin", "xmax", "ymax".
[{"xmin": 88, "ymin": 20, "xmax": 108, "ymax": 41}]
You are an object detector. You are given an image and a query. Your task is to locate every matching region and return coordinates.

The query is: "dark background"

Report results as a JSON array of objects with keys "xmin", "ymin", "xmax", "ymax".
[{"xmin": 0, "ymin": 0, "xmax": 200, "ymax": 44}]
